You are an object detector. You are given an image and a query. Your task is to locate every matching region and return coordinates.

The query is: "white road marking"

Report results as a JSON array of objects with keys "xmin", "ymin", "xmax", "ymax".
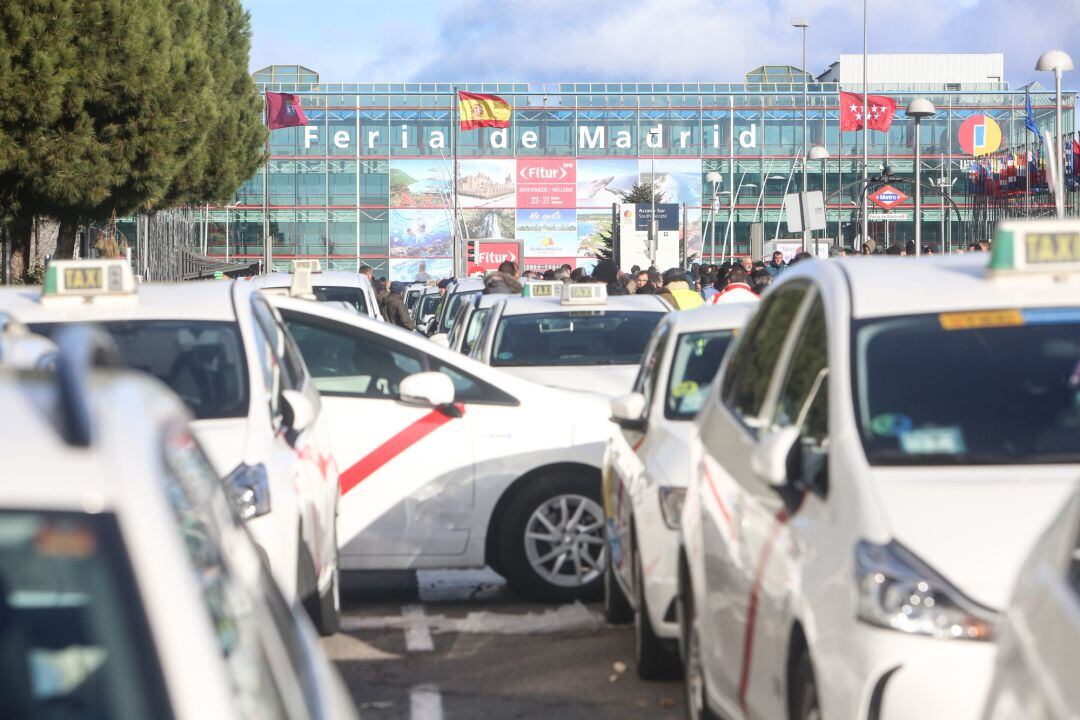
[
  {"xmin": 402, "ymin": 604, "xmax": 435, "ymax": 652},
  {"xmin": 409, "ymin": 685, "xmax": 443, "ymax": 720},
  {"xmin": 342, "ymin": 601, "xmax": 606, "ymax": 636}
]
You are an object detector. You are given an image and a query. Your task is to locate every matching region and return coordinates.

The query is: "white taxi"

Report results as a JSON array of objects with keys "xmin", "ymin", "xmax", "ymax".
[
  {"xmin": 449, "ymin": 293, "xmax": 501, "ymax": 356},
  {"xmin": 680, "ymin": 219, "xmax": 1080, "ymax": 720},
  {"xmin": 0, "ymin": 315, "xmax": 56, "ymax": 370},
  {"xmin": 263, "ymin": 292, "xmax": 617, "ymax": 601},
  {"xmin": 250, "ymin": 259, "xmax": 383, "ymax": 321},
  {"xmin": 0, "ymin": 326, "xmax": 356, "ymax": 719},
  {"xmin": 411, "ymin": 284, "xmax": 443, "ymax": 335},
  {"xmin": 470, "ymin": 282, "xmax": 670, "ymax": 397},
  {"xmin": 603, "ymin": 303, "xmax": 755, "ymax": 679},
  {"xmin": 983, "ymin": 485, "xmax": 1080, "ymax": 720},
  {"xmin": 0, "ymin": 260, "xmax": 342, "ymax": 634},
  {"xmin": 430, "ymin": 277, "xmax": 484, "ymax": 341}
]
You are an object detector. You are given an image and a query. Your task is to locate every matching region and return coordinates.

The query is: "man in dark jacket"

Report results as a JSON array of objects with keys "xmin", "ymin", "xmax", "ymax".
[
  {"xmin": 591, "ymin": 258, "xmax": 628, "ymax": 295},
  {"xmin": 383, "ymin": 281, "xmax": 415, "ymax": 330}
]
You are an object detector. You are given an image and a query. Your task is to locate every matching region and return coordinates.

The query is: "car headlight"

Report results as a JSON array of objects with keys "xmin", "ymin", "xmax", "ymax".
[
  {"xmin": 225, "ymin": 463, "xmax": 271, "ymax": 521},
  {"xmin": 658, "ymin": 487, "xmax": 686, "ymax": 530},
  {"xmin": 855, "ymin": 540, "xmax": 995, "ymax": 641}
]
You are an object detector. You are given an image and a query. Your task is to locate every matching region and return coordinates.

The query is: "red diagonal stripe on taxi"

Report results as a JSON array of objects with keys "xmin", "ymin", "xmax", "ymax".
[{"xmin": 339, "ymin": 405, "xmax": 464, "ymax": 495}]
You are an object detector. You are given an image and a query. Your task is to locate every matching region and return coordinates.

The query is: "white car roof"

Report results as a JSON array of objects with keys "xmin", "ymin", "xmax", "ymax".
[
  {"xmin": 0, "ymin": 281, "xmax": 243, "ymax": 324},
  {"xmin": 449, "ymin": 278, "xmax": 485, "ymax": 293},
  {"xmin": 661, "ymin": 301, "xmax": 756, "ymax": 333},
  {"xmin": 780, "ymin": 254, "xmax": 1080, "ymax": 319},
  {"xmin": 250, "ymin": 270, "xmax": 370, "ymax": 290},
  {"xmin": 496, "ymin": 293, "xmax": 670, "ymax": 316}
]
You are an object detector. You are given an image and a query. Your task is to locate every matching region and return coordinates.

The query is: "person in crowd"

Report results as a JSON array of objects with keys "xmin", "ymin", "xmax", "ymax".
[
  {"xmin": 738, "ymin": 256, "xmax": 754, "ymax": 275},
  {"xmin": 647, "ymin": 268, "xmax": 662, "ymax": 288},
  {"xmin": 765, "ymin": 251, "xmax": 787, "ymax": 278},
  {"xmin": 634, "ymin": 270, "xmax": 651, "ymax": 293},
  {"xmin": 542, "ymin": 269, "xmax": 555, "ymax": 280},
  {"xmin": 553, "ymin": 267, "xmax": 571, "ymax": 282},
  {"xmin": 750, "ymin": 268, "xmax": 772, "ymax": 295},
  {"xmin": 788, "ymin": 251, "xmax": 813, "ymax": 266},
  {"xmin": 437, "ymin": 277, "xmax": 452, "ymax": 297},
  {"xmin": 359, "ymin": 264, "xmax": 375, "ymax": 283},
  {"xmin": 484, "ymin": 261, "xmax": 523, "ymax": 294},
  {"xmin": 656, "ymin": 267, "xmax": 704, "ymax": 309},
  {"xmin": 885, "ymin": 244, "xmax": 903, "ymax": 256},
  {"xmin": 560, "ymin": 263, "xmax": 574, "ymax": 275},
  {"xmin": 591, "ymin": 258, "xmax": 629, "ymax": 295},
  {"xmin": 979, "ymin": 241, "xmax": 990, "ymax": 252},
  {"xmin": 711, "ymin": 266, "xmax": 759, "ymax": 305},
  {"xmin": 382, "ymin": 281, "xmax": 415, "ymax": 330},
  {"xmin": 569, "ymin": 267, "xmax": 586, "ymax": 282}
]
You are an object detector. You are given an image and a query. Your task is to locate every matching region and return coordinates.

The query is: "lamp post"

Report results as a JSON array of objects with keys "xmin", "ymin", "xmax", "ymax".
[
  {"xmin": 706, "ymin": 171, "xmax": 723, "ymax": 262},
  {"xmin": 648, "ymin": 128, "xmax": 660, "ymax": 266},
  {"xmin": 792, "ymin": 18, "xmax": 810, "ymax": 251},
  {"xmin": 1035, "ymin": 50, "xmax": 1074, "ymax": 218},
  {"xmin": 905, "ymin": 98, "xmax": 936, "ymax": 258},
  {"xmin": 808, "ymin": 145, "xmax": 830, "ymax": 250}
]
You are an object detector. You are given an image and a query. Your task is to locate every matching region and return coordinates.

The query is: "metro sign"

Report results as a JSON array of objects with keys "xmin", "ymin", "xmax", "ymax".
[{"xmin": 869, "ymin": 184, "xmax": 909, "ymax": 211}]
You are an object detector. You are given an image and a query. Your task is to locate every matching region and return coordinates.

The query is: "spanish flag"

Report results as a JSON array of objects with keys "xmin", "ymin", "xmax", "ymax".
[{"xmin": 458, "ymin": 91, "xmax": 512, "ymax": 130}]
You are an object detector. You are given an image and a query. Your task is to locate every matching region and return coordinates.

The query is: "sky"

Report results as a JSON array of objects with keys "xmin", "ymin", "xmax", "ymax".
[{"xmin": 242, "ymin": 0, "xmax": 1080, "ymax": 88}]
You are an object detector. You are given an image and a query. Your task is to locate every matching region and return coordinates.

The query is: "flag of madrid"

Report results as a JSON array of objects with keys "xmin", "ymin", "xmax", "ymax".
[{"xmin": 839, "ymin": 91, "xmax": 897, "ymax": 132}]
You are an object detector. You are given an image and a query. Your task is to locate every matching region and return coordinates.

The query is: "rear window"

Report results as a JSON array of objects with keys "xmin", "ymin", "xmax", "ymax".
[
  {"xmin": 492, "ymin": 311, "xmax": 664, "ymax": 367},
  {"xmin": 440, "ymin": 291, "xmax": 481, "ymax": 333},
  {"xmin": 313, "ymin": 286, "xmax": 367, "ymax": 315},
  {"xmin": 32, "ymin": 321, "xmax": 249, "ymax": 420},
  {"xmin": 0, "ymin": 510, "xmax": 170, "ymax": 719}
]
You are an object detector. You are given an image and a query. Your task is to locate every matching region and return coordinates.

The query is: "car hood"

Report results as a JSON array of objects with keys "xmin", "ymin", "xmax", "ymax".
[
  {"xmin": 502, "ymin": 365, "xmax": 638, "ymax": 398},
  {"xmin": 190, "ymin": 417, "xmax": 251, "ymax": 477},
  {"xmin": 870, "ymin": 466, "xmax": 1079, "ymax": 610}
]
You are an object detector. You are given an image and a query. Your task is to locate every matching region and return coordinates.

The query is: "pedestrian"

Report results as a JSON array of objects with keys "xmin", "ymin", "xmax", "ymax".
[
  {"xmin": 738, "ymin": 256, "xmax": 753, "ymax": 275},
  {"xmin": 591, "ymin": 258, "xmax": 628, "ymax": 295},
  {"xmin": 765, "ymin": 251, "xmax": 787, "ymax": 278},
  {"xmin": 710, "ymin": 267, "xmax": 760, "ymax": 305},
  {"xmin": 359, "ymin": 264, "xmax": 375, "ymax": 282},
  {"xmin": 570, "ymin": 267, "xmax": 587, "ymax": 282},
  {"xmin": 750, "ymin": 268, "xmax": 772, "ymax": 295},
  {"xmin": 382, "ymin": 281, "xmax": 415, "ymax": 330},
  {"xmin": 788, "ymin": 251, "xmax": 813, "ymax": 266},
  {"xmin": 634, "ymin": 270, "xmax": 651, "ymax": 293},
  {"xmin": 656, "ymin": 267, "xmax": 704, "ymax": 310},
  {"xmin": 702, "ymin": 271, "xmax": 722, "ymax": 301},
  {"xmin": 553, "ymin": 267, "xmax": 571, "ymax": 282},
  {"xmin": 483, "ymin": 261, "xmax": 523, "ymax": 294},
  {"xmin": 542, "ymin": 269, "xmax": 555, "ymax": 280}
]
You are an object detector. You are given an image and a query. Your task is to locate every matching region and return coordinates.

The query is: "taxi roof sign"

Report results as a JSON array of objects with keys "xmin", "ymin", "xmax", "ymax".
[
  {"xmin": 43, "ymin": 260, "xmax": 137, "ymax": 298},
  {"xmin": 289, "ymin": 267, "xmax": 317, "ymax": 300},
  {"xmin": 560, "ymin": 282, "xmax": 607, "ymax": 305},
  {"xmin": 522, "ymin": 280, "xmax": 562, "ymax": 299},
  {"xmin": 291, "ymin": 259, "xmax": 322, "ymax": 274},
  {"xmin": 991, "ymin": 219, "xmax": 1080, "ymax": 275}
]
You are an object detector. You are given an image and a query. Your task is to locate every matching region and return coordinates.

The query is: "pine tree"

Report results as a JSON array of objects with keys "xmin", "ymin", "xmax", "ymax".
[{"xmin": 618, "ymin": 182, "xmax": 666, "ymax": 205}]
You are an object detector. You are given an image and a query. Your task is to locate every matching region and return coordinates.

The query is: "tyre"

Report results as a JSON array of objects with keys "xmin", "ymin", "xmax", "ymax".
[
  {"xmin": 603, "ymin": 535, "xmax": 633, "ymax": 624},
  {"xmin": 680, "ymin": 578, "xmax": 720, "ymax": 720},
  {"xmin": 497, "ymin": 472, "xmax": 606, "ymax": 602},
  {"xmin": 298, "ymin": 535, "xmax": 340, "ymax": 636},
  {"xmin": 635, "ymin": 551, "xmax": 681, "ymax": 679},
  {"xmin": 791, "ymin": 648, "xmax": 820, "ymax": 720}
]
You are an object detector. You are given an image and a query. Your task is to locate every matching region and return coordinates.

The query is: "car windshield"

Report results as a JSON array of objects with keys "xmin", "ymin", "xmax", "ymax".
[
  {"xmin": 440, "ymin": 290, "xmax": 481, "ymax": 333},
  {"xmin": 313, "ymin": 286, "xmax": 367, "ymax": 315},
  {"xmin": 855, "ymin": 308, "xmax": 1080, "ymax": 465},
  {"xmin": 405, "ymin": 290, "xmax": 420, "ymax": 310},
  {"xmin": 32, "ymin": 321, "xmax": 249, "ymax": 420},
  {"xmin": 491, "ymin": 311, "xmax": 664, "ymax": 367},
  {"xmin": 0, "ymin": 510, "xmax": 168, "ymax": 718},
  {"xmin": 666, "ymin": 329, "xmax": 735, "ymax": 419}
]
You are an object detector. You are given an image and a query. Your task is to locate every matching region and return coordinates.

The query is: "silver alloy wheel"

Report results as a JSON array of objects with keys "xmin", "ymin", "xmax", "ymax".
[{"xmin": 523, "ymin": 493, "xmax": 606, "ymax": 588}]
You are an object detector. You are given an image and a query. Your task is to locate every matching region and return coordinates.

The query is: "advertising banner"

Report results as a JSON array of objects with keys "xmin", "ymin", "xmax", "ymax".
[
  {"xmin": 457, "ymin": 159, "xmax": 516, "ymax": 208},
  {"xmin": 516, "ymin": 158, "xmax": 576, "ymax": 208},
  {"xmin": 577, "ymin": 211, "xmax": 613, "ymax": 259},
  {"xmin": 577, "ymin": 158, "xmax": 638, "ymax": 208},
  {"xmin": 389, "ymin": 209, "xmax": 452, "ymax": 257},
  {"xmin": 389, "ymin": 159, "xmax": 449, "ymax": 208},
  {"xmin": 639, "ymin": 158, "xmax": 702, "ymax": 207},
  {"xmin": 389, "ymin": 258, "xmax": 453, "ymax": 282},
  {"xmin": 468, "ymin": 241, "xmax": 523, "ymax": 275},
  {"xmin": 522, "ymin": 257, "xmax": 595, "ymax": 273},
  {"xmin": 516, "ymin": 208, "xmax": 578, "ymax": 257}
]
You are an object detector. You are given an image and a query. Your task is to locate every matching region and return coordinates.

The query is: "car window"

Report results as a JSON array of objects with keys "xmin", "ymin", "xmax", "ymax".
[
  {"xmin": 313, "ymin": 285, "xmax": 367, "ymax": 315},
  {"xmin": 492, "ymin": 311, "xmax": 665, "ymax": 367},
  {"xmin": 462, "ymin": 308, "xmax": 490, "ymax": 355},
  {"xmin": 666, "ymin": 329, "xmax": 736, "ymax": 420},
  {"xmin": 633, "ymin": 322, "xmax": 670, "ymax": 413},
  {"xmin": 773, "ymin": 296, "xmax": 828, "ymax": 438},
  {"xmin": 0, "ymin": 510, "xmax": 170, "ymax": 719},
  {"xmin": 281, "ymin": 311, "xmax": 423, "ymax": 397},
  {"xmin": 721, "ymin": 283, "xmax": 808, "ymax": 427},
  {"xmin": 441, "ymin": 290, "xmax": 481, "ymax": 334},
  {"xmin": 432, "ymin": 361, "xmax": 518, "ymax": 406}
]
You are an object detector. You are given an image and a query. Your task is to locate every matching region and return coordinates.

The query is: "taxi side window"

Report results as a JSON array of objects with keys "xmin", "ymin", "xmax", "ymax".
[
  {"xmin": 462, "ymin": 308, "xmax": 490, "ymax": 355},
  {"xmin": 432, "ymin": 362, "xmax": 517, "ymax": 405},
  {"xmin": 773, "ymin": 296, "xmax": 828, "ymax": 441},
  {"xmin": 280, "ymin": 311, "xmax": 423, "ymax": 398},
  {"xmin": 721, "ymin": 283, "xmax": 808, "ymax": 427},
  {"xmin": 249, "ymin": 302, "xmax": 282, "ymax": 420},
  {"xmin": 633, "ymin": 322, "xmax": 670, "ymax": 414}
]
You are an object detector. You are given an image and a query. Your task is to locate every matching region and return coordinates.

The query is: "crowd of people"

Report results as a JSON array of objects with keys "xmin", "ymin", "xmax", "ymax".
[{"xmin": 366, "ymin": 240, "xmax": 994, "ymax": 329}]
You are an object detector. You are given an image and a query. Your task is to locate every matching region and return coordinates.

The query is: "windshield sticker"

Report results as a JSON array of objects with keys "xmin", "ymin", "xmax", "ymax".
[
  {"xmin": 939, "ymin": 309, "xmax": 1024, "ymax": 331},
  {"xmin": 898, "ymin": 427, "xmax": 966, "ymax": 455},
  {"xmin": 671, "ymin": 380, "xmax": 699, "ymax": 398},
  {"xmin": 1020, "ymin": 308, "xmax": 1080, "ymax": 325},
  {"xmin": 497, "ymin": 351, "xmax": 514, "ymax": 360},
  {"xmin": 870, "ymin": 413, "xmax": 913, "ymax": 437}
]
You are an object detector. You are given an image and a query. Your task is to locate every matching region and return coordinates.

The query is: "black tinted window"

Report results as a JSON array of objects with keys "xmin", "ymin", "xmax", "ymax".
[
  {"xmin": 492, "ymin": 312, "xmax": 665, "ymax": 367},
  {"xmin": 313, "ymin": 286, "xmax": 367, "ymax": 314}
]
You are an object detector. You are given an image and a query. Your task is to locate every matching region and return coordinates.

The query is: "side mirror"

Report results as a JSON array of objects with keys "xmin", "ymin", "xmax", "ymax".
[
  {"xmin": 425, "ymin": 317, "xmax": 438, "ymax": 336},
  {"xmin": 281, "ymin": 389, "xmax": 315, "ymax": 434},
  {"xmin": 610, "ymin": 392, "xmax": 647, "ymax": 431},
  {"xmin": 400, "ymin": 372, "xmax": 456, "ymax": 410},
  {"xmin": 750, "ymin": 426, "xmax": 801, "ymax": 487}
]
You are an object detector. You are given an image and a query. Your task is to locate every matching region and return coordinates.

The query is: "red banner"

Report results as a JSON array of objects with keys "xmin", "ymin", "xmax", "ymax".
[
  {"xmin": 517, "ymin": 158, "xmax": 576, "ymax": 208},
  {"xmin": 467, "ymin": 241, "xmax": 523, "ymax": 275}
]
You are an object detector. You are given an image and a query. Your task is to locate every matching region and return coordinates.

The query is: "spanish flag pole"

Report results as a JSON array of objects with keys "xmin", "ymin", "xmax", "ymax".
[{"xmin": 452, "ymin": 85, "xmax": 461, "ymax": 276}]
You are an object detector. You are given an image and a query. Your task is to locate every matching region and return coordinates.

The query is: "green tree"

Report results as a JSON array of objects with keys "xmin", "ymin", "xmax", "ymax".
[{"xmin": 618, "ymin": 182, "xmax": 666, "ymax": 205}]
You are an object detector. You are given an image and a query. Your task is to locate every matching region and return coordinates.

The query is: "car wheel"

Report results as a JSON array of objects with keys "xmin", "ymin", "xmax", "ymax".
[
  {"xmin": 298, "ymin": 533, "xmax": 340, "ymax": 636},
  {"xmin": 680, "ymin": 579, "xmax": 720, "ymax": 720},
  {"xmin": 603, "ymin": 533, "xmax": 633, "ymax": 624},
  {"xmin": 498, "ymin": 472, "xmax": 606, "ymax": 602},
  {"xmin": 635, "ymin": 550, "xmax": 681, "ymax": 679},
  {"xmin": 791, "ymin": 648, "xmax": 820, "ymax": 720}
]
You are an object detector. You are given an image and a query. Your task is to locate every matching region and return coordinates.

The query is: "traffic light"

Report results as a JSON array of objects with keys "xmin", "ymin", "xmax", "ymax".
[{"xmin": 466, "ymin": 239, "xmax": 478, "ymax": 264}]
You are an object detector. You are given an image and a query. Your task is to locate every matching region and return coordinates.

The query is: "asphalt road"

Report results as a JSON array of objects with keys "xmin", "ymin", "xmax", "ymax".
[{"xmin": 324, "ymin": 569, "xmax": 685, "ymax": 720}]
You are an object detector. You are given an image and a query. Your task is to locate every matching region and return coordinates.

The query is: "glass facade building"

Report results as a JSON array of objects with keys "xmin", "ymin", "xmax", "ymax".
[{"xmin": 200, "ymin": 64, "xmax": 1075, "ymax": 279}]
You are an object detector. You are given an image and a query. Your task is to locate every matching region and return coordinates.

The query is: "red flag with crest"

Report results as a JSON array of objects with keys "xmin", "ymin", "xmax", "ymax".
[
  {"xmin": 265, "ymin": 92, "xmax": 308, "ymax": 130},
  {"xmin": 839, "ymin": 91, "xmax": 897, "ymax": 132}
]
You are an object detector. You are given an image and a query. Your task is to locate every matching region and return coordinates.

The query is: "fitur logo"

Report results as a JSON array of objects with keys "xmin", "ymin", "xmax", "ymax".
[{"xmin": 958, "ymin": 115, "xmax": 1002, "ymax": 157}]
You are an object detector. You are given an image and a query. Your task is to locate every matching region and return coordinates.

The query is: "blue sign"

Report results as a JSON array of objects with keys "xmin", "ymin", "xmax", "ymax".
[{"xmin": 635, "ymin": 203, "xmax": 680, "ymax": 231}]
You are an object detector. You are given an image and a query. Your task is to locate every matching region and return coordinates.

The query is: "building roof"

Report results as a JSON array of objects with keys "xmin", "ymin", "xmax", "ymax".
[
  {"xmin": 819, "ymin": 53, "xmax": 1005, "ymax": 88},
  {"xmin": 745, "ymin": 65, "xmax": 815, "ymax": 85}
]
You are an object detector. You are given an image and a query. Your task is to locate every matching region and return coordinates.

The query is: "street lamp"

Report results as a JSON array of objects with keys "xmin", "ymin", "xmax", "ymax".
[
  {"xmin": 647, "ymin": 128, "xmax": 661, "ymax": 266},
  {"xmin": 1035, "ymin": 49, "xmax": 1074, "ymax": 218},
  {"xmin": 792, "ymin": 18, "xmax": 810, "ymax": 251},
  {"xmin": 905, "ymin": 98, "xmax": 936, "ymax": 258},
  {"xmin": 706, "ymin": 170, "xmax": 723, "ymax": 262}
]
